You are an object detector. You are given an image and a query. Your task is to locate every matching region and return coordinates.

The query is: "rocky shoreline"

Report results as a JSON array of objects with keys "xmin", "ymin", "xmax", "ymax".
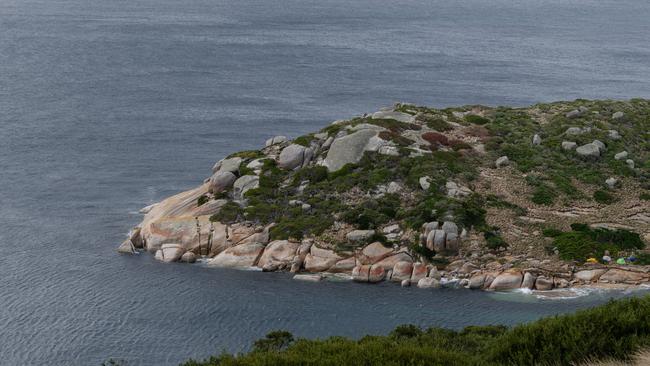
[{"xmin": 118, "ymin": 99, "xmax": 650, "ymax": 293}]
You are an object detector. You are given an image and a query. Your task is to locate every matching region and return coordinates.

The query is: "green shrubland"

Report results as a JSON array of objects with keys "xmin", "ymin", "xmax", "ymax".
[
  {"xmin": 552, "ymin": 224, "xmax": 645, "ymax": 262},
  {"xmin": 181, "ymin": 295, "xmax": 650, "ymax": 366}
]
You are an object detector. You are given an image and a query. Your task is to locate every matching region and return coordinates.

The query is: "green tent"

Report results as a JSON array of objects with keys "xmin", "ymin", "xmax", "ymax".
[{"xmin": 616, "ymin": 258, "xmax": 626, "ymax": 265}]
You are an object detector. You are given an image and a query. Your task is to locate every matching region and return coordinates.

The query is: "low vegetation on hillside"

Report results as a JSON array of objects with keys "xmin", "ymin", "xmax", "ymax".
[{"xmin": 178, "ymin": 295, "xmax": 650, "ymax": 366}]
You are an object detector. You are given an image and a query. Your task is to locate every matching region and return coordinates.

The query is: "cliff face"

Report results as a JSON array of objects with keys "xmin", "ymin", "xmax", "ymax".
[{"xmin": 119, "ymin": 99, "xmax": 650, "ymax": 291}]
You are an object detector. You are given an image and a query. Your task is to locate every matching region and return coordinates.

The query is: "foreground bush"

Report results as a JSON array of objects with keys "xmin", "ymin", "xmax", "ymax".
[{"xmin": 181, "ymin": 295, "xmax": 650, "ymax": 366}]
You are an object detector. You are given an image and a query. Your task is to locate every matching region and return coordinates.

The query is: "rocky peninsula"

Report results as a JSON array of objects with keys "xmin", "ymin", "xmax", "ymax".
[{"xmin": 119, "ymin": 99, "xmax": 650, "ymax": 292}]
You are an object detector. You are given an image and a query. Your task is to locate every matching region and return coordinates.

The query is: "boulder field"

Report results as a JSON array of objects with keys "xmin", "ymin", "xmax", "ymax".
[{"xmin": 119, "ymin": 100, "xmax": 650, "ymax": 292}]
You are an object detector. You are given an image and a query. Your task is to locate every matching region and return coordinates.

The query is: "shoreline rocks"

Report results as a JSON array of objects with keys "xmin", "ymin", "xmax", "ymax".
[{"xmin": 120, "ymin": 100, "xmax": 650, "ymax": 295}]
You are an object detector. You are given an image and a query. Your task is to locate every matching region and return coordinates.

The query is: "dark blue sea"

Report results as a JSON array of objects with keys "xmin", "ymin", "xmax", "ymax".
[{"xmin": 1, "ymin": 0, "xmax": 649, "ymax": 364}]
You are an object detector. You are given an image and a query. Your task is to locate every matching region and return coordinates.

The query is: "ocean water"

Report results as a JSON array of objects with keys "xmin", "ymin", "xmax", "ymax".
[{"xmin": 1, "ymin": 0, "xmax": 649, "ymax": 364}]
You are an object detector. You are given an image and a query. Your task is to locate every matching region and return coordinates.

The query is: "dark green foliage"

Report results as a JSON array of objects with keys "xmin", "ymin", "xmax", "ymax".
[
  {"xmin": 484, "ymin": 229, "xmax": 508, "ymax": 250},
  {"xmin": 341, "ymin": 194, "xmax": 400, "ymax": 230},
  {"xmin": 366, "ymin": 118, "xmax": 421, "ymax": 133},
  {"xmin": 293, "ymin": 135, "xmax": 315, "ymax": 147},
  {"xmin": 252, "ymin": 331, "xmax": 294, "ymax": 353},
  {"xmin": 553, "ymin": 225, "xmax": 645, "ymax": 261},
  {"xmin": 238, "ymin": 165, "xmax": 255, "ymax": 177},
  {"xmin": 550, "ymin": 173, "xmax": 579, "ymax": 197},
  {"xmin": 570, "ymin": 223, "xmax": 590, "ymax": 232},
  {"xmin": 542, "ymin": 228, "xmax": 563, "ymax": 237},
  {"xmin": 464, "ymin": 114, "xmax": 490, "ymax": 125},
  {"xmin": 531, "ymin": 184, "xmax": 556, "ymax": 205},
  {"xmin": 209, "ymin": 201, "xmax": 243, "ymax": 224},
  {"xmin": 293, "ymin": 165, "xmax": 329, "ymax": 185},
  {"xmin": 641, "ymin": 192, "xmax": 650, "ymax": 200},
  {"xmin": 182, "ymin": 296, "xmax": 650, "ymax": 366},
  {"xmin": 487, "ymin": 296, "xmax": 650, "ymax": 365},
  {"xmin": 424, "ymin": 117, "xmax": 453, "ymax": 132},
  {"xmin": 457, "ymin": 194, "xmax": 487, "ymax": 228},
  {"xmin": 484, "ymin": 194, "xmax": 527, "ymax": 216},
  {"xmin": 227, "ymin": 150, "xmax": 263, "ymax": 159},
  {"xmin": 390, "ymin": 324, "xmax": 423, "ymax": 339},
  {"xmin": 377, "ymin": 130, "xmax": 414, "ymax": 146},
  {"xmin": 594, "ymin": 189, "xmax": 616, "ymax": 204},
  {"xmin": 410, "ymin": 242, "xmax": 435, "ymax": 260},
  {"xmin": 399, "ymin": 151, "xmax": 476, "ymax": 189},
  {"xmin": 197, "ymin": 194, "xmax": 209, "ymax": 207},
  {"xmin": 269, "ymin": 213, "xmax": 334, "ymax": 241},
  {"xmin": 448, "ymin": 139, "xmax": 472, "ymax": 151},
  {"xmin": 635, "ymin": 253, "xmax": 650, "ymax": 265}
]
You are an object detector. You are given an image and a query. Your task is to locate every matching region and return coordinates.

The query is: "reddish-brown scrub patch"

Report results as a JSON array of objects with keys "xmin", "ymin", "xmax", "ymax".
[
  {"xmin": 422, "ymin": 132, "xmax": 449, "ymax": 146},
  {"xmin": 448, "ymin": 139, "xmax": 472, "ymax": 151},
  {"xmin": 464, "ymin": 125, "xmax": 491, "ymax": 140}
]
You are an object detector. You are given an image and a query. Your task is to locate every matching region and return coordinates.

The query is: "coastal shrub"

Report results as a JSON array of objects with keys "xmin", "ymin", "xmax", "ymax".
[
  {"xmin": 227, "ymin": 150, "xmax": 263, "ymax": 159},
  {"xmin": 252, "ymin": 331, "xmax": 294, "ymax": 352},
  {"xmin": 209, "ymin": 201, "xmax": 244, "ymax": 224},
  {"xmin": 464, "ymin": 114, "xmax": 490, "ymax": 125},
  {"xmin": 448, "ymin": 139, "xmax": 472, "ymax": 151},
  {"xmin": 292, "ymin": 165, "xmax": 329, "ymax": 185},
  {"xmin": 410, "ymin": 243, "xmax": 435, "ymax": 260},
  {"xmin": 553, "ymin": 226, "xmax": 645, "ymax": 261},
  {"xmin": 182, "ymin": 296, "xmax": 650, "ymax": 366},
  {"xmin": 484, "ymin": 229, "xmax": 508, "ymax": 250},
  {"xmin": 377, "ymin": 130, "xmax": 414, "ymax": 146},
  {"xmin": 421, "ymin": 132, "xmax": 449, "ymax": 146},
  {"xmin": 423, "ymin": 117, "xmax": 453, "ymax": 132},
  {"xmin": 197, "ymin": 194, "xmax": 209, "ymax": 206},
  {"xmin": 635, "ymin": 253, "xmax": 650, "ymax": 265},
  {"xmin": 550, "ymin": 173, "xmax": 579, "ymax": 197},
  {"xmin": 542, "ymin": 228, "xmax": 563, "ymax": 237},
  {"xmin": 641, "ymin": 192, "xmax": 650, "ymax": 200},
  {"xmin": 368, "ymin": 118, "xmax": 421, "ymax": 133},
  {"xmin": 594, "ymin": 189, "xmax": 616, "ymax": 204},
  {"xmin": 238, "ymin": 165, "xmax": 255, "ymax": 177},
  {"xmin": 487, "ymin": 296, "xmax": 650, "ymax": 365},
  {"xmin": 341, "ymin": 194, "xmax": 400, "ymax": 230},
  {"xmin": 484, "ymin": 194, "xmax": 527, "ymax": 216},
  {"xmin": 269, "ymin": 213, "xmax": 333, "ymax": 241},
  {"xmin": 293, "ymin": 135, "xmax": 315, "ymax": 147},
  {"xmin": 531, "ymin": 185, "xmax": 556, "ymax": 205}
]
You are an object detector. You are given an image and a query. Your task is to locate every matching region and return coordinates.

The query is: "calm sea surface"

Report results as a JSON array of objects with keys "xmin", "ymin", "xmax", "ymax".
[{"xmin": 1, "ymin": 0, "xmax": 649, "ymax": 364}]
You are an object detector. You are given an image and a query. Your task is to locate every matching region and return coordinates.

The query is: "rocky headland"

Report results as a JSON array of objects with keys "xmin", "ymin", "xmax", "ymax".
[{"xmin": 119, "ymin": 99, "xmax": 650, "ymax": 292}]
